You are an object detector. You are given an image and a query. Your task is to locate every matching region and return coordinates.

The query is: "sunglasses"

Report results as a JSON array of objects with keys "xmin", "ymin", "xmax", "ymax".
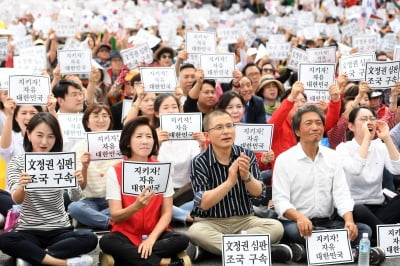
[{"xmin": 161, "ymin": 54, "xmax": 172, "ymax": 59}]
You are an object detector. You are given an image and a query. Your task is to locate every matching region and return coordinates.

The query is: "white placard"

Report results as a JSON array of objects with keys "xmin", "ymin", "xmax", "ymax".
[
  {"xmin": 57, "ymin": 113, "xmax": 85, "ymax": 139},
  {"xmin": 13, "ymin": 35, "xmax": 33, "ymax": 55},
  {"xmin": 14, "ymin": 46, "xmax": 47, "ymax": 74},
  {"xmin": 86, "ymin": 131, "xmax": 123, "ymax": 161},
  {"xmin": 54, "ymin": 21, "xmax": 77, "ymax": 38},
  {"xmin": 0, "ymin": 37, "xmax": 7, "ymax": 60},
  {"xmin": 63, "ymin": 38, "xmax": 83, "ymax": 50},
  {"xmin": 352, "ymin": 35, "xmax": 378, "ymax": 53},
  {"xmin": 340, "ymin": 21, "xmax": 360, "ymax": 37},
  {"xmin": 121, "ymin": 99, "xmax": 133, "ymax": 123},
  {"xmin": 305, "ymin": 90, "xmax": 331, "ymax": 104},
  {"xmin": 0, "ymin": 68, "xmax": 27, "ymax": 90},
  {"xmin": 299, "ymin": 64, "xmax": 336, "ymax": 91},
  {"xmin": 380, "ymin": 35, "xmax": 397, "ymax": 53},
  {"xmin": 222, "ymin": 234, "xmax": 271, "ymax": 266},
  {"xmin": 120, "ymin": 43, "xmax": 153, "ymax": 69},
  {"xmin": 159, "ymin": 113, "xmax": 202, "ymax": 140},
  {"xmin": 306, "ymin": 47, "xmax": 337, "ymax": 64},
  {"xmin": 265, "ymin": 42, "xmax": 291, "ymax": 60},
  {"xmin": 140, "ymin": 67, "xmax": 177, "ymax": 93},
  {"xmin": 185, "ymin": 53, "xmax": 201, "ymax": 68},
  {"xmin": 200, "ymin": 53, "xmax": 235, "ymax": 79},
  {"xmin": 131, "ymin": 28, "xmax": 161, "ymax": 48},
  {"xmin": 122, "ymin": 161, "xmax": 171, "ymax": 196},
  {"xmin": 8, "ymin": 75, "xmax": 50, "ymax": 105},
  {"xmin": 394, "ymin": 46, "xmax": 400, "ymax": 61},
  {"xmin": 217, "ymin": 27, "xmax": 240, "ymax": 44},
  {"xmin": 186, "ymin": 31, "xmax": 216, "ymax": 54},
  {"xmin": 306, "ymin": 229, "xmax": 353, "ymax": 265},
  {"xmin": 25, "ymin": 152, "xmax": 77, "ymax": 190},
  {"xmin": 57, "ymin": 49, "xmax": 92, "ymax": 74},
  {"xmin": 339, "ymin": 52, "xmax": 376, "ymax": 81},
  {"xmin": 267, "ymin": 34, "xmax": 286, "ymax": 43},
  {"xmin": 240, "ymin": 26, "xmax": 257, "ymax": 48},
  {"xmin": 377, "ymin": 224, "xmax": 400, "ymax": 257},
  {"xmin": 287, "ymin": 47, "xmax": 309, "ymax": 71},
  {"xmin": 234, "ymin": 124, "xmax": 274, "ymax": 152},
  {"xmin": 365, "ymin": 61, "xmax": 400, "ymax": 89}
]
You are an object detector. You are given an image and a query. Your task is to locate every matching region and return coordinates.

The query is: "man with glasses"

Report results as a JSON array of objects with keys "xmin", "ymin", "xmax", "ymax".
[{"xmin": 187, "ymin": 110, "xmax": 296, "ymax": 263}]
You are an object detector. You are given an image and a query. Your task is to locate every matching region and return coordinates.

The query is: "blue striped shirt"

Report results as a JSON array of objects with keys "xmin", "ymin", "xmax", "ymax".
[{"xmin": 190, "ymin": 144, "xmax": 264, "ymax": 218}]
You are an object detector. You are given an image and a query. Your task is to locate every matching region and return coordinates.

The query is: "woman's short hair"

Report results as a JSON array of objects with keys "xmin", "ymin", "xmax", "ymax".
[
  {"xmin": 119, "ymin": 117, "xmax": 159, "ymax": 158},
  {"xmin": 23, "ymin": 112, "xmax": 63, "ymax": 152},
  {"xmin": 216, "ymin": 91, "xmax": 245, "ymax": 110},
  {"xmin": 12, "ymin": 105, "xmax": 43, "ymax": 132},
  {"xmin": 82, "ymin": 103, "xmax": 114, "ymax": 132}
]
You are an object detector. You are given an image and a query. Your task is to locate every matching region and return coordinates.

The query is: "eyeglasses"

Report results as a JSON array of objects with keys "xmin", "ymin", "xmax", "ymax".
[
  {"xmin": 161, "ymin": 54, "xmax": 172, "ymax": 59},
  {"xmin": 262, "ymin": 68, "xmax": 274, "ymax": 73},
  {"xmin": 91, "ymin": 114, "xmax": 111, "ymax": 121},
  {"xmin": 208, "ymin": 123, "xmax": 234, "ymax": 132},
  {"xmin": 358, "ymin": 116, "xmax": 376, "ymax": 122}
]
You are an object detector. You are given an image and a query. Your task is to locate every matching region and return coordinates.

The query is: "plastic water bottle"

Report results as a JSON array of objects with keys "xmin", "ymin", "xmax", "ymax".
[
  {"xmin": 358, "ymin": 233, "xmax": 370, "ymax": 266},
  {"xmin": 4, "ymin": 205, "xmax": 21, "ymax": 233}
]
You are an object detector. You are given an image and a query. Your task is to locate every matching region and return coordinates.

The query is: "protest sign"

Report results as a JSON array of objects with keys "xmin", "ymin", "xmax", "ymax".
[
  {"xmin": 122, "ymin": 161, "xmax": 171, "ymax": 196},
  {"xmin": 9, "ymin": 75, "xmax": 50, "ymax": 105},
  {"xmin": 86, "ymin": 131, "xmax": 122, "ymax": 161},
  {"xmin": 25, "ymin": 152, "xmax": 77, "ymax": 190},
  {"xmin": 234, "ymin": 124, "xmax": 274, "ymax": 152},
  {"xmin": 160, "ymin": 113, "xmax": 202, "ymax": 140}
]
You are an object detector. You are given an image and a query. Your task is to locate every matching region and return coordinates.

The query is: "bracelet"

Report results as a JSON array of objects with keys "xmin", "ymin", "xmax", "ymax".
[
  {"xmin": 243, "ymin": 174, "xmax": 252, "ymax": 183},
  {"xmin": 131, "ymin": 102, "xmax": 138, "ymax": 108},
  {"xmin": 89, "ymin": 79, "xmax": 99, "ymax": 83}
]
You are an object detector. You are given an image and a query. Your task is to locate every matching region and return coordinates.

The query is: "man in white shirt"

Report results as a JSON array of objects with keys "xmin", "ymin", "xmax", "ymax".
[{"xmin": 272, "ymin": 104, "xmax": 372, "ymax": 261}]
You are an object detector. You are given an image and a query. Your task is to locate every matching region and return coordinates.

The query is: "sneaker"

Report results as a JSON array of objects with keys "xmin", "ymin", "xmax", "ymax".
[
  {"xmin": 16, "ymin": 258, "xmax": 31, "ymax": 266},
  {"xmin": 67, "ymin": 255, "xmax": 93, "ymax": 266},
  {"xmin": 271, "ymin": 243, "xmax": 293, "ymax": 263},
  {"xmin": 289, "ymin": 243, "xmax": 306, "ymax": 262},
  {"xmin": 370, "ymin": 246, "xmax": 386, "ymax": 265},
  {"xmin": 186, "ymin": 242, "xmax": 205, "ymax": 262},
  {"xmin": 99, "ymin": 252, "xmax": 115, "ymax": 266},
  {"xmin": 177, "ymin": 251, "xmax": 192, "ymax": 266}
]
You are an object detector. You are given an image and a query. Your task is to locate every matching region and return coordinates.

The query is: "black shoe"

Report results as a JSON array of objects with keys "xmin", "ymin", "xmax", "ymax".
[
  {"xmin": 290, "ymin": 243, "xmax": 306, "ymax": 262},
  {"xmin": 271, "ymin": 244, "xmax": 293, "ymax": 263},
  {"xmin": 370, "ymin": 246, "xmax": 385, "ymax": 265},
  {"xmin": 186, "ymin": 242, "xmax": 205, "ymax": 262}
]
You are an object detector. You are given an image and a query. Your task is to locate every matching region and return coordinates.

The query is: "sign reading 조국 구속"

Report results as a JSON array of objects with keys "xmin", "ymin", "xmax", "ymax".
[
  {"xmin": 122, "ymin": 161, "xmax": 171, "ymax": 196},
  {"xmin": 86, "ymin": 131, "xmax": 123, "ymax": 161},
  {"xmin": 339, "ymin": 52, "xmax": 376, "ymax": 81},
  {"xmin": 365, "ymin": 61, "xmax": 400, "ymax": 89},
  {"xmin": 234, "ymin": 124, "xmax": 274, "ymax": 152},
  {"xmin": 160, "ymin": 112, "xmax": 202, "ymax": 140},
  {"xmin": 306, "ymin": 229, "xmax": 353, "ymax": 265},
  {"xmin": 222, "ymin": 234, "xmax": 271, "ymax": 266},
  {"xmin": 8, "ymin": 75, "xmax": 50, "ymax": 105},
  {"xmin": 24, "ymin": 152, "xmax": 77, "ymax": 190}
]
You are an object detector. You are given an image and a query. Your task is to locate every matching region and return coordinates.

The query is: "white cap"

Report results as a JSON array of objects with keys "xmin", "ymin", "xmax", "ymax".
[
  {"xmin": 362, "ymin": 233, "xmax": 368, "ymax": 237},
  {"xmin": 247, "ymin": 47, "xmax": 257, "ymax": 57}
]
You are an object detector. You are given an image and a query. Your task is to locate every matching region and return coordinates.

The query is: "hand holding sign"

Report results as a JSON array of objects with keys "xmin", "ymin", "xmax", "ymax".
[
  {"xmin": 3, "ymin": 97, "xmax": 16, "ymax": 117},
  {"xmin": 134, "ymin": 186, "xmax": 155, "ymax": 209},
  {"xmin": 19, "ymin": 172, "xmax": 31, "ymax": 189},
  {"xmin": 195, "ymin": 68, "xmax": 204, "ymax": 85},
  {"xmin": 328, "ymin": 84, "xmax": 340, "ymax": 103},
  {"xmin": 288, "ymin": 82, "xmax": 305, "ymax": 102}
]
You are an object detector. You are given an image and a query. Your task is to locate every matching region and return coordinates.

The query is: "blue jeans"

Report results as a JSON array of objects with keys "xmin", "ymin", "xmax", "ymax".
[
  {"xmin": 281, "ymin": 219, "xmax": 372, "ymax": 247},
  {"xmin": 173, "ymin": 201, "xmax": 193, "ymax": 224},
  {"xmin": 68, "ymin": 198, "xmax": 110, "ymax": 229}
]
